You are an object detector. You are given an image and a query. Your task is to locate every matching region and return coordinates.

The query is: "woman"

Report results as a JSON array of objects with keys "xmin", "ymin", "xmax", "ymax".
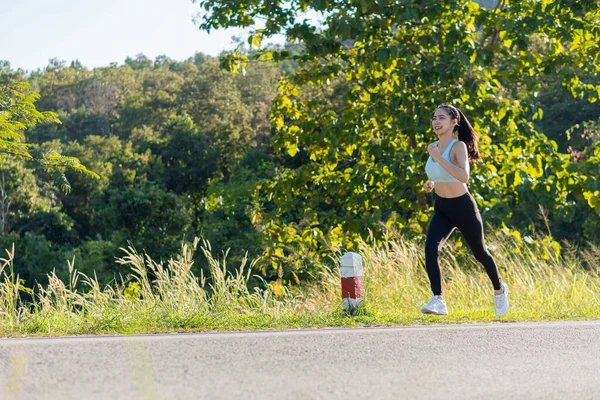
[{"xmin": 421, "ymin": 103, "xmax": 508, "ymax": 317}]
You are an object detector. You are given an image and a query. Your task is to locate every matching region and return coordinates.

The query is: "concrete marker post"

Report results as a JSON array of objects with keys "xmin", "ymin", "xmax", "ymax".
[{"xmin": 340, "ymin": 252, "xmax": 364, "ymax": 314}]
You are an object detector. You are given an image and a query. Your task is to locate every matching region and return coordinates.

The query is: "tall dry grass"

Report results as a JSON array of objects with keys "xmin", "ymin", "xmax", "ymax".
[
  {"xmin": 0, "ymin": 232, "xmax": 598, "ymax": 337},
  {"xmin": 301, "ymin": 231, "xmax": 600, "ymax": 321}
]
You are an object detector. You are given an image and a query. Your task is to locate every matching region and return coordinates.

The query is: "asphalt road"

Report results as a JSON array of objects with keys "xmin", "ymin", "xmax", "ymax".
[{"xmin": 1, "ymin": 321, "xmax": 599, "ymax": 400}]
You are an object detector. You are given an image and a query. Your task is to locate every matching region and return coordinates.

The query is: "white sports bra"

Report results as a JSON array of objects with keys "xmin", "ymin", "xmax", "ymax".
[{"xmin": 425, "ymin": 139, "xmax": 461, "ymax": 183}]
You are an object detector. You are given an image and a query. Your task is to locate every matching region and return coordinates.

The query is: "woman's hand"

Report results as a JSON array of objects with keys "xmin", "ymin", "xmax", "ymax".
[
  {"xmin": 428, "ymin": 143, "xmax": 441, "ymax": 162},
  {"xmin": 424, "ymin": 181, "xmax": 435, "ymax": 192}
]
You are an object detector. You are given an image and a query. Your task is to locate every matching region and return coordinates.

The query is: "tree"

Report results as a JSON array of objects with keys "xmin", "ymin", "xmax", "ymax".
[
  {"xmin": 197, "ymin": 0, "xmax": 600, "ymax": 283},
  {"xmin": 0, "ymin": 156, "xmax": 57, "ymax": 238},
  {"xmin": 156, "ymin": 115, "xmax": 218, "ymax": 194},
  {"xmin": 0, "ymin": 81, "xmax": 99, "ymax": 191}
]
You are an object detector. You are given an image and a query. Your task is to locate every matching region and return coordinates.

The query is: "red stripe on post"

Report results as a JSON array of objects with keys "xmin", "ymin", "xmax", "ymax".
[{"xmin": 341, "ymin": 276, "xmax": 364, "ymax": 299}]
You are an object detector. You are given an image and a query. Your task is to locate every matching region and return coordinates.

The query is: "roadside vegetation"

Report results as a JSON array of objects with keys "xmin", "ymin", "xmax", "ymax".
[
  {"xmin": 1, "ymin": 231, "xmax": 597, "ymax": 337},
  {"xmin": 1, "ymin": 1, "xmax": 600, "ymax": 336}
]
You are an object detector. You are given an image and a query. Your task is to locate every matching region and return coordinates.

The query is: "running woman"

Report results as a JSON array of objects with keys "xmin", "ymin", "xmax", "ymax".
[{"xmin": 421, "ymin": 103, "xmax": 508, "ymax": 317}]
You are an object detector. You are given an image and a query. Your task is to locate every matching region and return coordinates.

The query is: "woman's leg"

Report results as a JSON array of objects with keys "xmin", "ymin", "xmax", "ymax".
[
  {"xmin": 425, "ymin": 210, "xmax": 456, "ymax": 296},
  {"xmin": 455, "ymin": 200, "xmax": 502, "ymax": 291}
]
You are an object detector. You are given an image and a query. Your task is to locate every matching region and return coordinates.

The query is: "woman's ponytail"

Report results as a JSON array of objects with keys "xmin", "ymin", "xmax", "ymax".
[
  {"xmin": 455, "ymin": 108, "xmax": 482, "ymax": 162},
  {"xmin": 438, "ymin": 103, "xmax": 482, "ymax": 162}
]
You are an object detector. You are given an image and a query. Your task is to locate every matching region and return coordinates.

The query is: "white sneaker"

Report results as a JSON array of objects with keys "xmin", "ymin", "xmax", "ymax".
[
  {"xmin": 421, "ymin": 295, "xmax": 448, "ymax": 315},
  {"xmin": 494, "ymin": 282, "xmax": 509, "ymax": 317}
]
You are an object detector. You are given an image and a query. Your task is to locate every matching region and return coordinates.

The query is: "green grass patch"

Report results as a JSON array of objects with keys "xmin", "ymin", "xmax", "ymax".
[{"xmin": 1, "ymin": 234, "xmax": 599, "ymax": 338}]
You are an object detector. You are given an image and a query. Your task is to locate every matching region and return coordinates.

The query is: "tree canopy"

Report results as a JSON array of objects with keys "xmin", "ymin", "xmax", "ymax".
[{"xmin": 197, "ymin": 0, "xmax": 600, "ymax": 282}]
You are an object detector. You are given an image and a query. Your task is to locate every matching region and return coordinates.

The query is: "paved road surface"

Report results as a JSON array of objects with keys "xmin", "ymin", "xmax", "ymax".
[{"xmin": 1, "ymin": 321, "xmax": 599, "ymax": 399}]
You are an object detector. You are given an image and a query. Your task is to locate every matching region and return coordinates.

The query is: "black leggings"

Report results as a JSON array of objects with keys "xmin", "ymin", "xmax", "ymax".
[{"xmin": 425, "ymin": 192, "xmax": 502, "ymax": 295}]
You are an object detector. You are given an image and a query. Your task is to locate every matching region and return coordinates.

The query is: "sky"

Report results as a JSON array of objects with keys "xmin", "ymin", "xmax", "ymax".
[{"xmin": 0, "ymin": 0, "xmax": 285, "ymax": 72}]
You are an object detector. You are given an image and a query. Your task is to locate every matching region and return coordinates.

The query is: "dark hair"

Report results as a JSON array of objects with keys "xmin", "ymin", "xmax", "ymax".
[{"xmin": 436, "ymin": 103, "xmax": 482, "ymax": 162}]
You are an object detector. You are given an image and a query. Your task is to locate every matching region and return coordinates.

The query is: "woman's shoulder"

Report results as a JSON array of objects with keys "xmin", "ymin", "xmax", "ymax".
[
  {"xmin": 450, "ymin": 140, "xmax": 468, "ymax": 159},
  {"xmin": 451, "ymin": 139, "xmax": 467, "ymax": 151}
]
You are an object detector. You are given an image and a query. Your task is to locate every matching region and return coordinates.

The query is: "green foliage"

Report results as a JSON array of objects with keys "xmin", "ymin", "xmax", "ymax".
[
  {"xmin": 0, "ymin": 82, "xmax": 60, "ymax": 159},
  {"xmin": 0, "ymin": 232, "xmax": 65, "ymax": 288},
  {"xmin": 199, "ymin": 0, "xmax": 600, "ymax": 283},
  {"xmin": 0, "ymin": 81, "xmax": 99, "ymax": 191},
  {"xmin": 66, "ymin": 239, "xmax": 122, "ymax": 284},
  {"xmin": 533, "ymin": 81, "xmax": 600, "ymax": 151},
  {"xmin": 568, "ymin": 119, "xmax": 600, "ymax": 218},
  {"xmin": 198, "ymin": 148, "xmax": 273, "ymax": 275},
  {"xmin": 0, "ymin": 54, "xmax": 286, "ymax": 287},
  {"xmin": 155, "ymin": 115, "xmax": 218, "ymax": 194},
  {"xmin": 106, "ymin": 183, "xmax": 194, "ymax": 259},
  {"xmin": 3, "ymin": 7, "xmax": 600, "ymax": 293}
]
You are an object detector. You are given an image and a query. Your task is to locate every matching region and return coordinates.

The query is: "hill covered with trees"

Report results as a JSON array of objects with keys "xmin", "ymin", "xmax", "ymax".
[{"xmin": 1, "ymin": 0, "xmax": 600, "ymax": 291}]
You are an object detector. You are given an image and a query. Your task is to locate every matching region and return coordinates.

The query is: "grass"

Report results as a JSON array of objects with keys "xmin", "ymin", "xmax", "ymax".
[{"xmin": 0, "ymin": 233, "xmax": 599, "ymax": 338}]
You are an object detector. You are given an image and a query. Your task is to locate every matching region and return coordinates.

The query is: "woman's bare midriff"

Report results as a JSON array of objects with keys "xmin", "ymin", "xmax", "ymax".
[{"xmin": 433, "ymin": 182, "xmax": 469, "ymax": 198}]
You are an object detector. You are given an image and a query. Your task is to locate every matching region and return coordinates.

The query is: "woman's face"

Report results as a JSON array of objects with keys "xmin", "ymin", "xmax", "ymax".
[{"xmin": 431, "ymin": 108, "xmax": 458, "ymax": 137}]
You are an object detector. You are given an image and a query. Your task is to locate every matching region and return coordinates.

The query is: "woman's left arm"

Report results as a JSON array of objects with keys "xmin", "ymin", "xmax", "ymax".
[{"xmin": 435, "ymin": 142, "xmax": 470, "ymax": 183}]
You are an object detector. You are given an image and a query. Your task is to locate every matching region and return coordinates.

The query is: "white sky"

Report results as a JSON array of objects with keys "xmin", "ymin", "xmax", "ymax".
[{"xmin": 0, "ymin": 0, "xmax": 285, "ymax": 72}]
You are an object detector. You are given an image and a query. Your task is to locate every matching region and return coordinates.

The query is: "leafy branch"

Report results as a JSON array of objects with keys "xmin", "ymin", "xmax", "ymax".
[{"xmin": 0, "ymin": 82, "xmax": 99, "ymax": 192}]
